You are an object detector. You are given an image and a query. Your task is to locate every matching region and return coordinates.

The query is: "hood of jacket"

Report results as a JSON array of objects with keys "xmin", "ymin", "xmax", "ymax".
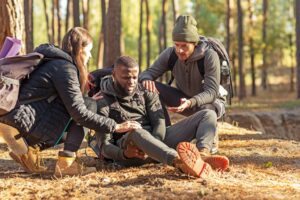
[
  {"xmin": 100, "ymin": 76, "xmax": 139, "ymax": 100},
  {"xmin": 34, "ymin": 44, "xmax": 74, "ymax": 64},
  {"xmin": 185, "ymin": 37, "xmax": 210, "ymax": 63}
]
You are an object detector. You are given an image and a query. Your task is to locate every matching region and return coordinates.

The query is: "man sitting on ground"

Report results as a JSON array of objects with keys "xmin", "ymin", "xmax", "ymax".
[{"xmin": 92, "ymin": 56, "xmax": 229, "ymax": 178}]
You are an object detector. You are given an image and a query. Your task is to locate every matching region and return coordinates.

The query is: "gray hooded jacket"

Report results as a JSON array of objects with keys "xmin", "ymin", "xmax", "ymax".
[{"xmin": 139, "ymin": 42, "xmax": 220, "ymax": 108}]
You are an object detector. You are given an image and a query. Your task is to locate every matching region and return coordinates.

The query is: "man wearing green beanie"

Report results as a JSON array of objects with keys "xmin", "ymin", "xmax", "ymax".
[{"xmin": 139, "ymin": 15, "xmax": 225, "ymax": 157}]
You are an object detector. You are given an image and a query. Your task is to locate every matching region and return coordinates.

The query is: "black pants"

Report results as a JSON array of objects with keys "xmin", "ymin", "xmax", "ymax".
[
  {"xmin": 155, "ymin": 82, "xmax": 216, "ymax": 126},
  {"xmin": 26, "ymin": 96, "xmax": 97, "ymax": 152}
]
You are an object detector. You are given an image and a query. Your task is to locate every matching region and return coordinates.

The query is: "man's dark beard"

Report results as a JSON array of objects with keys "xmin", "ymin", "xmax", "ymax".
[{"xmin": 113, "ymin": 81, "xmax": 135, "ymax": 97}]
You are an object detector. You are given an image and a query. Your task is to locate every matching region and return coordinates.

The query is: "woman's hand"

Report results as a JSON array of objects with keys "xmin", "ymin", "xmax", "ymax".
[{"xmin": 115, "ymin": 121, "xmax": 142, "ymax": 133}]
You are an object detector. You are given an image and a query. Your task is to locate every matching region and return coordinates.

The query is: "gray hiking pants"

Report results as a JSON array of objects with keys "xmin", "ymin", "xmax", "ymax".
[
  {"xmin": 164, "ymin": 109, "xmax": 217, "ymax": 151},
  {"xmin": 116, "ymin": 128, "xmax": 178, "ymax": 167},
  {"xmin": 116, "ymin": 109, "xmax": 216, "ymax": 167}
]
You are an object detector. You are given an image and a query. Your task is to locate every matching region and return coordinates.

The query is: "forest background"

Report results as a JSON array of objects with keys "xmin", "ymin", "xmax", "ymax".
[
  {"xmin": 1, "ymin": 0, "xmax": 300, "ymax": 105},
  {"xmin": 1, "ymin": 1, "xmax": 300, "ymax": 199}
]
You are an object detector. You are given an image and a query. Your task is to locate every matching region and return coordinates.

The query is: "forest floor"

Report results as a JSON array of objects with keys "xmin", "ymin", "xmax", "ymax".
[{"xmin": 0, "ymin": 84, "xmax": 300, "ymax": 200}]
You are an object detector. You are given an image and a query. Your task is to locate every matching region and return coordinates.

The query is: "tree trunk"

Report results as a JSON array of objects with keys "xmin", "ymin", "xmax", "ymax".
[
  {"xmin": 24, "ymin": 0, "xmax": 33, "ymax": 53},
  {"xmin": 56, "ymin": 0, "xmax": 62, "ymax": 45},
  {"xmin": 248, "ymin": 0, "xmax": 256, "ymax": 96},
  {"xmin": 159, "ymin": 0, "xmax": 168, "ymax": 54},
  {"xmin": 288, "ymin": 2, "xmax": 294, "ymax": 92},
  {"xmin": 237, "ymin": 0, "xmax": 246, "ymax": 99},
  {"xmin": 232, "ymin": 52, "xmax": 237, "ymax": 95},
  {"xmin": 226, "ymin": 0, "xmax": 231, "ymax": 56},
  {"xmin": 296, "ymin": 0, "xmax": 300, "ymax": 98},
  {"xmin": 65, "ymin": 0, "xmax": 73, "ymax": 33},
  {"xmin": 82, "ymin": 0, "xmax": 89, "ymax": 30},
  {"xmin": 145, "ymin": 0, "xmax": 151, "ymax": 68},
  {"xmin": 97, "ymin": 0, "xmax": 106, "ymax": 68},
  {"xmin": 261, "ymin": 0, "xmax": 268, "ymax": 90},
  {"xmin": 160, "ymin": 0, "xmax": 168, "ymax": 83},
  {"xmin": 73, "ymin": 0, "xmax": 80, "ymax": 27},
  {"xmin": 290, "ymin": 33, "xmax": 294, "ymax": 92},
  {"xmin": 51, "ymin": 0, "xmax": 56, "ymax": 44},
  {"xmin": 162, "ymin": 0, "xmax": 168, "ymax": 51},
  {"xmin": 104, "ymin": 0, "xmax": 121, "ymax": 66},
  {"xmin": 172, "ymin": 0, "xmax": 179, "ymax": 23},
  {"xmin": 138, "ymin": 0, "xmax": 144, "ymax": 69},
  {"xmin": 43, "ymin": 0, "xmax": 52, "ymax": 43},
  {"xmin": 0, "ymin": 0, "xmax": 25, "ymax": 54}
]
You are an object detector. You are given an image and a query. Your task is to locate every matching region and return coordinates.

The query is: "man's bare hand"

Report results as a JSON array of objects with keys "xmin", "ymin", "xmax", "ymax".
[
  {"xmin": 115, "ymin": 121, "xmax": 142, "ymax": 133},
  {"xmin": 167, "ymin": 98, "xmax": 191, "ymax": 113},
  {"xmin": 142, "ymin": 80, "xmax": 159, "ymax": 93}
]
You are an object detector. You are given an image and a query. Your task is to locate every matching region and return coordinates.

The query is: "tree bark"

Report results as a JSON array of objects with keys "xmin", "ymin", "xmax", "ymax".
[
  {"xmin": 145, "ymin": 0, "xmax": 151, "ymax": 68},
  {"xmin": 104, "ymin": 0, "xmax": 121, "ymax": 66},
  {"xmin": 51, "ymin": 0, "xmax": 56, "ymax": 44},
  {"xmin": 159, "ymin": 0, "xmax": 168, "ymax": 53},
  {"xmin": 56, "ymin": 0, "xmax": 62, "ymax": 45},
  {"xmin": 232, "ymin": 52, "xmax": 237, "ymax": 95},
  {"xmin": 261, "ymin": 0, "xmax": 268, "ymax": 90},
  {"xmin": 138, "ymin": 0, "xmax": 144, "ymax": 69},
  {"xmin": 24, "ymin": 0, "xmax": 33, "ymax": 53},
  {"xmin": 82, "ymin": 0, "xmax": 89, "ymax": 30},
  {"xmin": 65, "ymin": 0, "xmax": 73, "ymax": 33},
  {"xmin": 97, "ymin": 0, "xmax": 106, "ymax": 68},
  {"xmin": 296, "ymin": 0, "xmax": 300, "ymax": 98},
  {"xmin": 172, "ymin": 0, "xmax": 179, "ymax": 23},
  {"xmin": 248, "ymin": 0, "xmax": 256, "ymax": 96},
  {"xmin": 237, "ymin": 0, "xmax": 246, "ymax": 99},
  {"xmin": 0, "ymin": 0, "xmax": 26, "ymax": 54},
  {"xmin": 226, "ymin": 0, "xmax": 231, "ymax": 56},
  {"xmin": 73, "ymin": 0, "xmax": 80, "ymax": 27},
  {"xmin": 290, "ymin": 33, "xmax": 294, "ymax": 92},
  {"xmin": 159, "ymin": 0, "xmax": 168, "ymax": 82},
  {"xmin": 43, "ymin": 0, "xmax": 52, "ymax": 43}
]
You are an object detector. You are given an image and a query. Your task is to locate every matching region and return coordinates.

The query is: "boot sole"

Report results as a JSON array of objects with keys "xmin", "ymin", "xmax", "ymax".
[
  {"xmin": 204, "ymin": 155, "xmax": 229, "ymax": 171},
  {"xmin": 176, "ymin": 142, "xmax": 211, "ymax": 178}
]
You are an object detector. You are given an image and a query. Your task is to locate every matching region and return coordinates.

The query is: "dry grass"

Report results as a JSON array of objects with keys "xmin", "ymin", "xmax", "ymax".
[{"xmin": 0, "ymin": 121, "xmax": 299, "ymax": 200}]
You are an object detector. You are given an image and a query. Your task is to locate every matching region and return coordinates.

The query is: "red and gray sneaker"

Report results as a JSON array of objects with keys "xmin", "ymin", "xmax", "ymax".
[{"xmin": 176, "ymin": 142, "xmax": 211, "ymax": 178}]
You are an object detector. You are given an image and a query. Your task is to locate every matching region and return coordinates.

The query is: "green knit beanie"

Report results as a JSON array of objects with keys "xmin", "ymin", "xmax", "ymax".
[{"xmin": 172, "ymin": 15, "xmax": 199, "ymax": 43}]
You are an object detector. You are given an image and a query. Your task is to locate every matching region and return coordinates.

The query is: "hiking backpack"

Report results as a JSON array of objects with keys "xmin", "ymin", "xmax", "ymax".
[
  {"xmin": 0, "ymin": 53, "xmax": 44, "ymax": 115},
  {"xmin": 167, "ymin": 36, "xmax": 234, "ymax": 104}
]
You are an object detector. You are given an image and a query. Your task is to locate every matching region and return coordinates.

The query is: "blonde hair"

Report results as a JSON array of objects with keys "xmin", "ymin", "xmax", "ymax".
[{"xmin": 62, "ymin": 27, "xmax": 92, "ymax": 93}]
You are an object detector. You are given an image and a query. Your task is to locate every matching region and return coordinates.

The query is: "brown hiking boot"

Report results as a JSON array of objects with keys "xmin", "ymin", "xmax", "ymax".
[
  {"xmin": 54, "ymin": 151, "xmax": 96, "ymax": 177},
  {"xmin": 176, "ymin": 142, "xmax": 211, "ymax": 178},
  {"xmin": 9, "ymin": 146, "xmax": 47, "ymax": 173}
]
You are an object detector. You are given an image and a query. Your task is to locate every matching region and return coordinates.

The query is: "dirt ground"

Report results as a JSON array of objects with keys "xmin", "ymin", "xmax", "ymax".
[{"xmin": 0, "ymin": 118, "xmax": 299, "ymax": 200}]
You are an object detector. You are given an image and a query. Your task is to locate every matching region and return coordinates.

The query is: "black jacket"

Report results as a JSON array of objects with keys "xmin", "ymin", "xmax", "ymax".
[
  {"xmin": 96, "ymin": 76, "xmax": 166, "ymax": 161},
  {"xmin": 0, "ymin": 44, "xmax": 116, "ymax": 145}
]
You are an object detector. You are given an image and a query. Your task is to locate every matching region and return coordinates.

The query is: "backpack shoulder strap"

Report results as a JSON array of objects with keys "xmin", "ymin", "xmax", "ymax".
[
  {"xmin": 167, "ymin": 48, "xmax": 178, "ymax": 85},
  {"xmin": 168, "ymin": 48, "xmax": 178, "ymax": 71},
  {"xmin": 197, "ymin": 57, "xmax": 205, "ymax": 78}
]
